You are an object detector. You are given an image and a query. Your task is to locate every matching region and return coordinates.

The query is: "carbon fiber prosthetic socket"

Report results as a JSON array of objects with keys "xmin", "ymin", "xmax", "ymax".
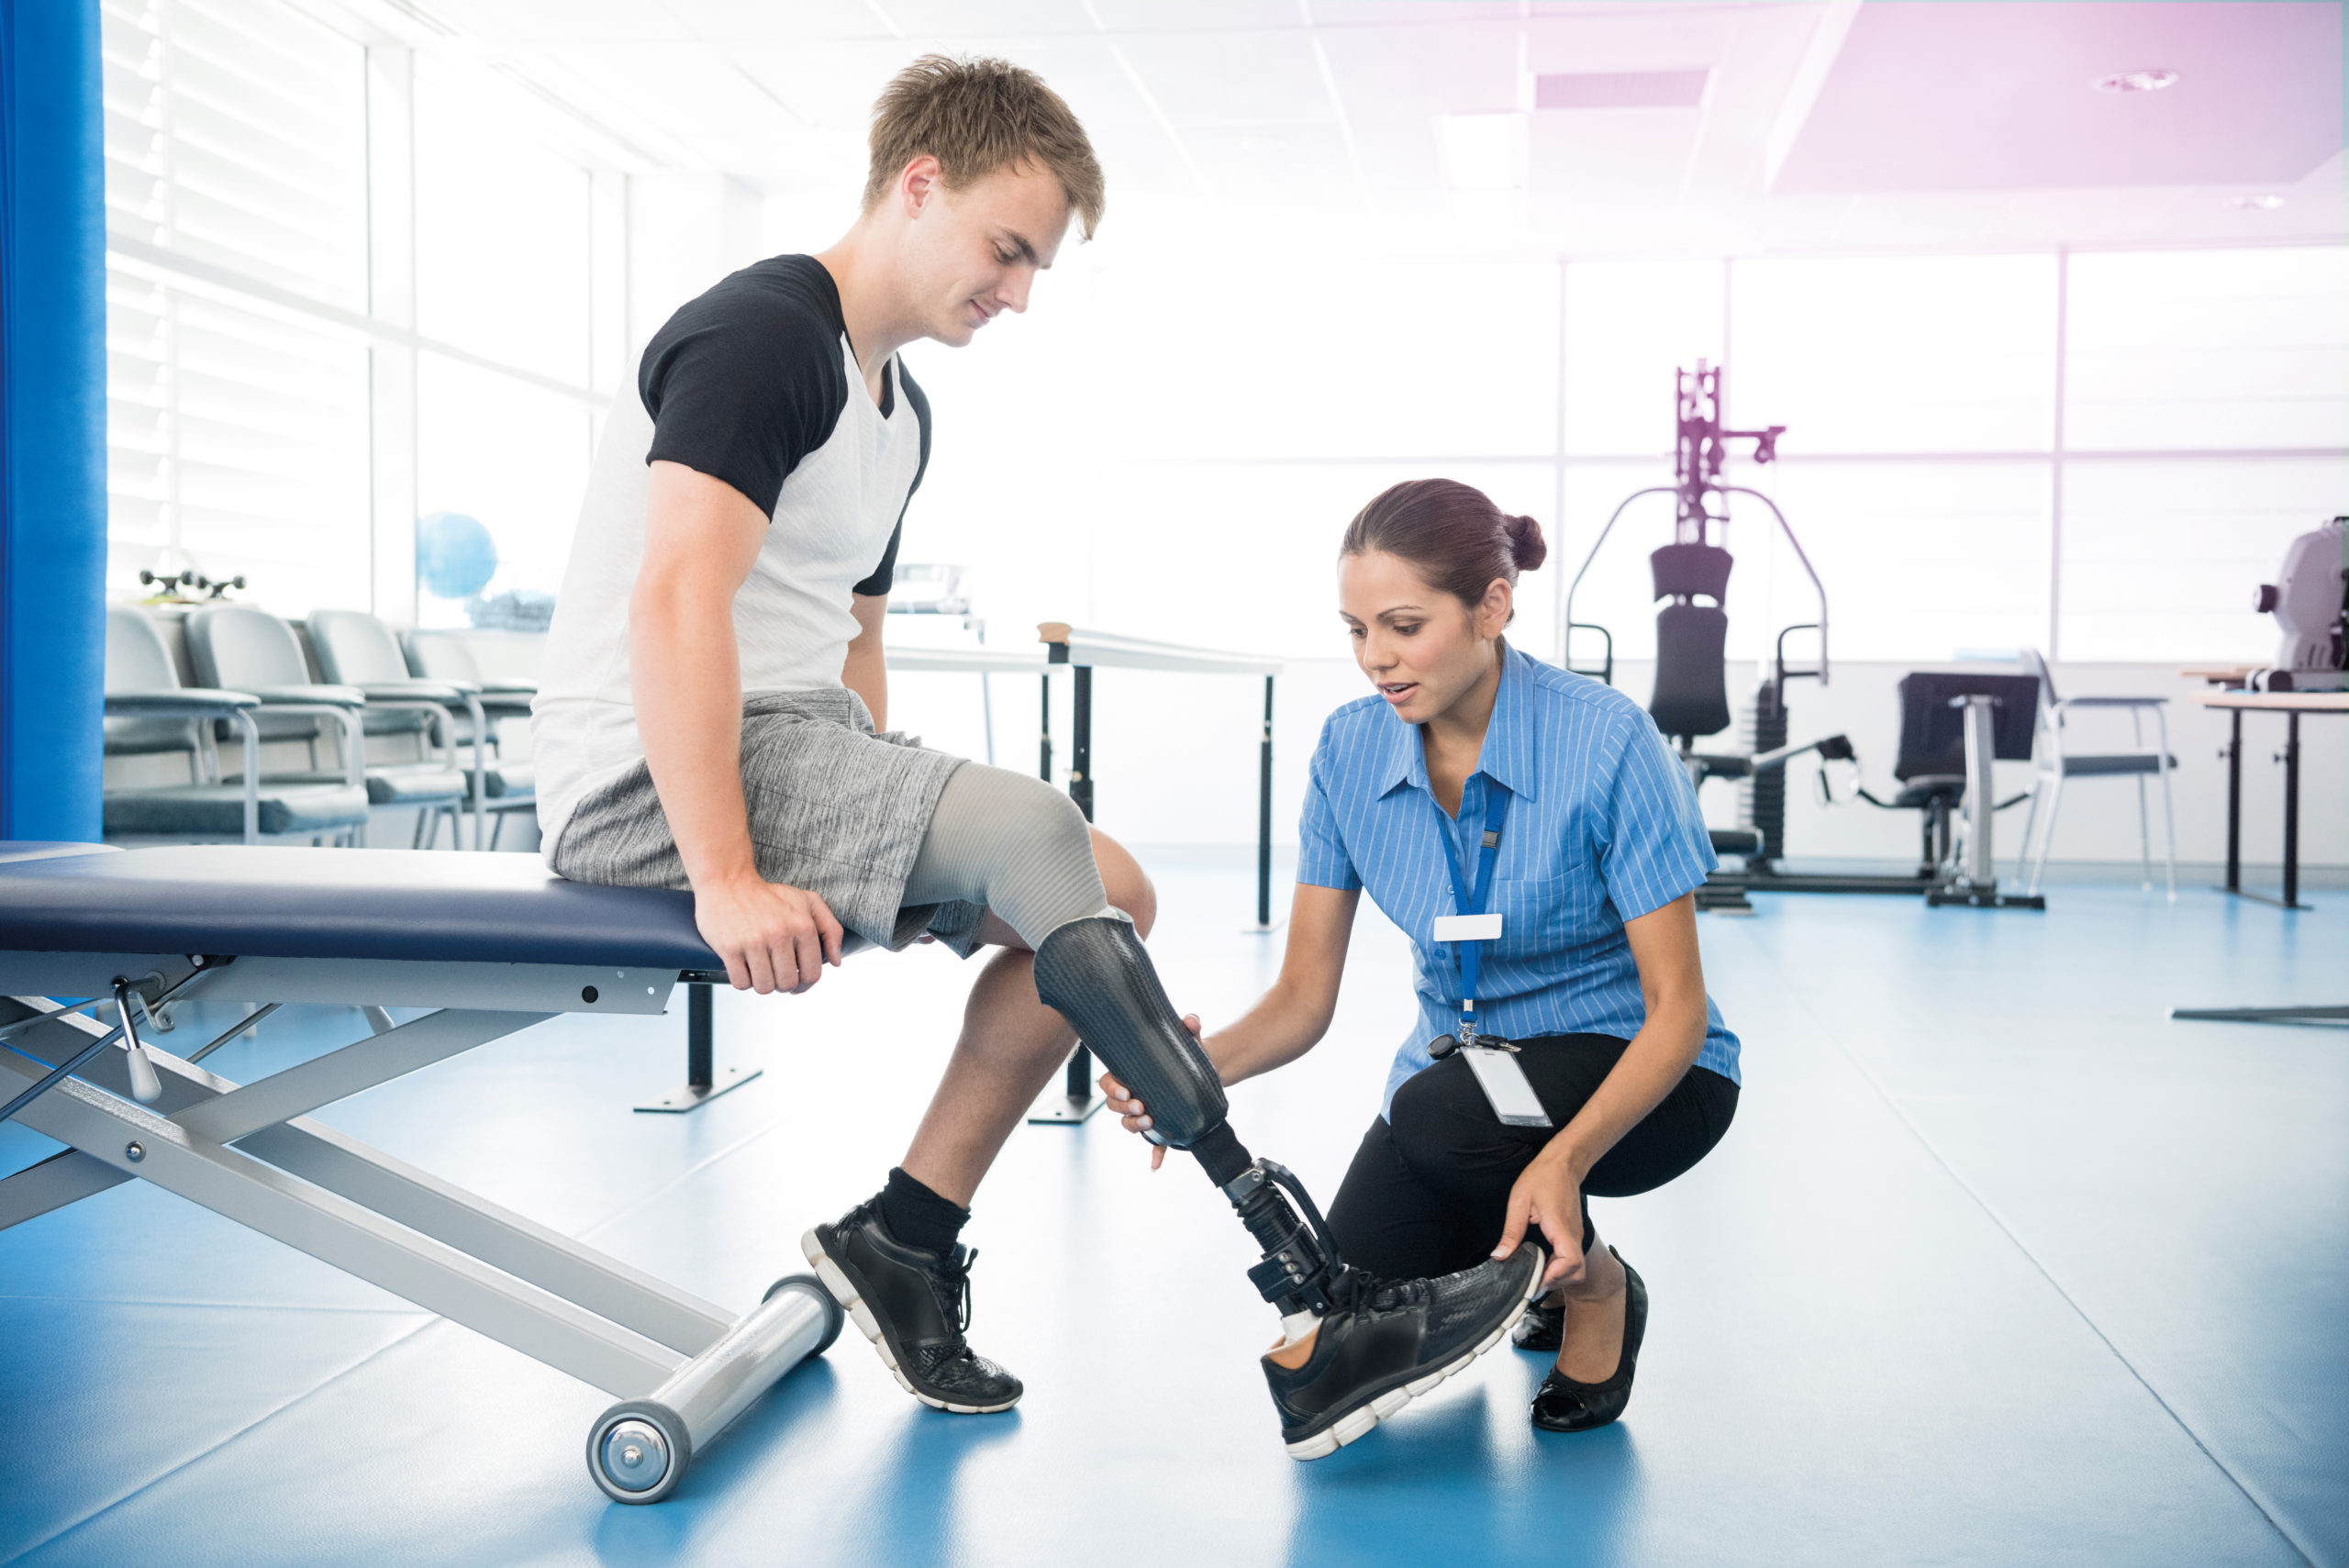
[{"xmin": 1031, "ymin": 916, "xmax": 1346, "ymax": 1315}]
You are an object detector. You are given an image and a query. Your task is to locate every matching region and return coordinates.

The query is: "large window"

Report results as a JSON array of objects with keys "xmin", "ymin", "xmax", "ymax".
[
  {"xmin": 409, "ymin": 65, "xmax": 604, "ymax": 629},
  {"xmin": 101, "ymin": 0, "xmax": 373, "ymax": 614},
  {"xmin": 101, "ymin": 1, "xmax": 612, "ymax": 630}
]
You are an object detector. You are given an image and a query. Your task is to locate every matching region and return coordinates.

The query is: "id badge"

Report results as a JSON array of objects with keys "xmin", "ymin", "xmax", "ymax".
[{"xmin": 1461, "ymin": 1045, "xmax": 1552, "ymax": 1128}]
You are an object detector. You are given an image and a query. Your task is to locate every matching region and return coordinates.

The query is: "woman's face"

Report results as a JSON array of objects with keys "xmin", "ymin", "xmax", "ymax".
[{"xmin": 1338, "ymin": 550, "xmax": 1511, "ymax": 726}]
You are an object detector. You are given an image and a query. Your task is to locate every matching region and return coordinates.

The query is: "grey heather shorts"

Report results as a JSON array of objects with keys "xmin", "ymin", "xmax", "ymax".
[{"xmin": 548, "ymin": 688, "xmax": 990, "ymax": 957}]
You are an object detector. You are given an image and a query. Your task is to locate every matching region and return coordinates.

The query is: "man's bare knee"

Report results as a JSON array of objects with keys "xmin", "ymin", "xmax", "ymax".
[{"xmin": 1090, "ymin": 828, "xmax": 1156, "ymax": 938}]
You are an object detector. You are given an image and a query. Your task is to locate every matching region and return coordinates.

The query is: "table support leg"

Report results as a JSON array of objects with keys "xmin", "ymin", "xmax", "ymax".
[
  {"xmin": 1254, "ymin": 675, "xmax": 1275, "ymax": 931},
  {"xmin": 1032, "ymin": 664, "xmax": 1105, "ymax": 1124},
  {"xmin": 2283, "ymin": 710, "xmax": 2300, "ymax": 911},
  {"xmin": 637, "ymin": 984, "xmax": 761, "ymax": 1114},
  {"xmin": 2222, "ymin": 707, "xmax": 2242, "ymax": 894}
]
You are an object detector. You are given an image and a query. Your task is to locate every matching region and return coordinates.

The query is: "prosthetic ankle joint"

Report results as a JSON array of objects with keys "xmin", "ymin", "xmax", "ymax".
[{"xmin": 1222, "ymin": 1159, "xmax": 1347, "ymax": 1317}]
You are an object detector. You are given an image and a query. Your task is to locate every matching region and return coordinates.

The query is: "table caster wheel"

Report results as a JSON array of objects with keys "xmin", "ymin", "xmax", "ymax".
[{"xmin": 588, "ymin": 1400, "xmax": 689, "ymax": 1505}]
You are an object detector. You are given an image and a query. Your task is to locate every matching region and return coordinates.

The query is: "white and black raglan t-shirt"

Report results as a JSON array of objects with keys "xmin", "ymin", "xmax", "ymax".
[{"xmin": 532, "ymin": 254, "xmax": 931, "ymax": 856}]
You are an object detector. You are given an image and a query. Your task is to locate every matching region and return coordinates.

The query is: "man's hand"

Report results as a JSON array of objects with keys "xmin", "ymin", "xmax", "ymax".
[
  {"xmin": 694, "ymin": 873, "xmax": 846, "ymax": 994},
  {"xmin": 1494, "ymin": 1147, "xmax": 1586, "ymax": 1288},
  {"xmin": 1098, "ymin": 1013, "xmax": 1204, "ymax": 1172}
]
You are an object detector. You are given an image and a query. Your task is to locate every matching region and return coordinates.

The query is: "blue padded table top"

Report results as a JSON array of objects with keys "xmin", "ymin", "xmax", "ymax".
[{"xmin": 0, "ymin": 844, "xmax": 721, "ymax": 970}]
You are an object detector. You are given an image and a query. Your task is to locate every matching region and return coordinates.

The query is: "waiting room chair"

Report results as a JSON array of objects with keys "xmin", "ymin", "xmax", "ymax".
[
  {"xmin": 183, "ymin": 604, "xmax": 470, "ymax": 850},
  {"xmin": 101, "ymin": 605, "xmax": 370, "ymax": 846},
  {"xmin": 2012, "ymin": 650, "xmax": 2176, "ymax": 899},
  {"xmin": 310, "ymin": 609, "xmax": 536, "ymax": 850},
  {"xmin": 405, "ymin": 629, "xmax": 540, "ymax": 846}
]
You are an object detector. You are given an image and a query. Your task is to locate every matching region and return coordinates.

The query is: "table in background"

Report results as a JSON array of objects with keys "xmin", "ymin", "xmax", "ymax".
[
  {"xmin": 1028, "ymin": 623, "xmax": 1285, "ymax": 1122},
  {"xmin": 2172, "ymin": 686, "xmax": 2346, "ymax": 1029},
  {"xmin": 2188, "ymin": 687, "xmax": 2348, "ymax": 912}
]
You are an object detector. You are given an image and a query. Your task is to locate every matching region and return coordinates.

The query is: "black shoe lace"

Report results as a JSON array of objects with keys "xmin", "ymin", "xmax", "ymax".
[
  {"xmin": 934, "ymin": 1246, "xmax": 976, "ymax": 1336},
  {"xmin": 1336, "ymin": 1266, "xmax": 1430, "ymax": 1316}
]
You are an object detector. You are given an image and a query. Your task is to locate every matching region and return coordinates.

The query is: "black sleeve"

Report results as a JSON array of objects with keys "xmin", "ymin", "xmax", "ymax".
[
  {"xmin": 638, "ymin": 272, "xmax": 850, "ymax": 517},
  {"xmin": 852, "ymin": 360, "xmax": 932, "ymax": 597}
]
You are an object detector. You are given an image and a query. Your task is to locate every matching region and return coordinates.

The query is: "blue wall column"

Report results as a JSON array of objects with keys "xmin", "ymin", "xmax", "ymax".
[{"xmin": 0, "ymin": 0, "xmax": 106, "ymax": 842}]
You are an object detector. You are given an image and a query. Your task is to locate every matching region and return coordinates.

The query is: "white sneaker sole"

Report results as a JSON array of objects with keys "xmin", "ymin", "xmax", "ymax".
[
  {"xmin": 1283, "ymin": 1247, "xmax": 1548, "ymax": 1462},
  {"xmin": 800, "ymin": 1228, "xmax": 1021, "ymax": 1415}
]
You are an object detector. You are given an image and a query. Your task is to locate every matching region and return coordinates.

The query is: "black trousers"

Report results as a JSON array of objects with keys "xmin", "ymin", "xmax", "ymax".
[{"xmin": 1326, "ymin": 1033, "xmax": 1739, "ymax": 1281}]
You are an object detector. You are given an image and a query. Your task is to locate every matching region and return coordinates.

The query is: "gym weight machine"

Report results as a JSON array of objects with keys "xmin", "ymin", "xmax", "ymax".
[{"xmin": 1559, "ymin": 361, "xmax": 2039, "ymax": 911}]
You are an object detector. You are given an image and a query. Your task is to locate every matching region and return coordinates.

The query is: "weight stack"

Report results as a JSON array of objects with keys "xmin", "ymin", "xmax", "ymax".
[{"xmin": 1739, "ymin": 680, "xmax": 1790, "ymax": 865}]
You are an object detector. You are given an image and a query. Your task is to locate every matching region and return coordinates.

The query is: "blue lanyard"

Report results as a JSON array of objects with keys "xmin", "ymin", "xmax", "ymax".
[{"xmin": 1431, "ymin": 780, "xmax": 1511, "ymax": 1046}]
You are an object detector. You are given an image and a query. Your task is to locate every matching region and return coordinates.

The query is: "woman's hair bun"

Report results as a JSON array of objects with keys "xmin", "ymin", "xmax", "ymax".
[{"xmin": 1503, "ymin": 513, "xmax": 1547, "ymax": 573}]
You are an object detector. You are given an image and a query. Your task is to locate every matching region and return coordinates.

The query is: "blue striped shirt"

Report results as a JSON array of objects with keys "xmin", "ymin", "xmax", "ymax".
[{"xmin": 1297, "ymin": 642, "xmax": 1742, "ymax": 1115}]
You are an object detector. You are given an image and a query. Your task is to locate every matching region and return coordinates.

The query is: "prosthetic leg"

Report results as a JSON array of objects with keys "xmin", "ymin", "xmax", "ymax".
[{"xmin": 1032, "ymin": 916, "xmax": 1349, "ymax": 1318}]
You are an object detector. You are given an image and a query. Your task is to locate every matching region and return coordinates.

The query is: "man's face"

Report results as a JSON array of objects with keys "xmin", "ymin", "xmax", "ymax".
[{"xmin": 899, "ymin": 159, "xmax": 1072, "ymax": 346}]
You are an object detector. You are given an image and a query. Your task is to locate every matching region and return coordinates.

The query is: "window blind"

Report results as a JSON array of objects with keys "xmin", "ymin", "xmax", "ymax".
[{"xmin": 100, "ymin": 0, "xmax": 373, "ymax": 614}]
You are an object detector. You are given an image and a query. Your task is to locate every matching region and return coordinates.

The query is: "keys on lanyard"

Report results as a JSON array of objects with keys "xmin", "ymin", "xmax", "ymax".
[{"xmin": 1425, "ymin": 782, "xmax": 1511, "ymax": 1059}]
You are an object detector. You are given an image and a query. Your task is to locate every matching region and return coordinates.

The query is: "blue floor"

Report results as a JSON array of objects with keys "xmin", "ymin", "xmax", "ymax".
[{"xmin": 2, "ymin": 863, "xmax": 2342, "ymax": 1567}]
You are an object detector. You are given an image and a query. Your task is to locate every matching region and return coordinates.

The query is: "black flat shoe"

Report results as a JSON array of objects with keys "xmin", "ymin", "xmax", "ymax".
[
  {"xmin": 1530, "ymin": 1249, "xmax": 1646, "ymax": 1434},
  {"xmin": 1511, "ymin": 1296, "xmax": 1564, "ymax": 1353}
]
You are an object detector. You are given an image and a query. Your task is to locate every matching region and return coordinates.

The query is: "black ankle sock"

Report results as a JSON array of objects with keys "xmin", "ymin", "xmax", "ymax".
[{"xmin": 879, "ymin": 1167, "xmax": 969, "ymax": 1257}]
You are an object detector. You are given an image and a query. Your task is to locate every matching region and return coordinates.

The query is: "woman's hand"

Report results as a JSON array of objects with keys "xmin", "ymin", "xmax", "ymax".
[
  {"xmin": 1494, "ymin": 1147, "xmax": 1586, "ymax": 1288},
  {"xmin": 1097, "ymin": 1014, "xmax": 1203, "ymax": 1173}
]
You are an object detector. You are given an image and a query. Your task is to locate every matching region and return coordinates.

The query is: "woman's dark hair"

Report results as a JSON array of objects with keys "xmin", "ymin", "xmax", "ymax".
[{"xmin": 1340, "ymin": 478, "xmax": 1546, "ymax": 621}]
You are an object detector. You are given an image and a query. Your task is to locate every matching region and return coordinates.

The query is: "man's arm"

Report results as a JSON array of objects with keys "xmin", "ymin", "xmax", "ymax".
[
  {"xmin": 842, "ymin": 592, "xmax": 888, "ymax": 730},
  {"xmin": 631, "ymin": 460, "xmax": 844, "ymax": 995}
]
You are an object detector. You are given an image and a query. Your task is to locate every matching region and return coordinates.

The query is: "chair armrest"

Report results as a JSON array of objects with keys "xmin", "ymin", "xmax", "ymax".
[
  {"xmin": 249, "ymin": 684, "xmax": 367, "ymax": 708},
  {"xmin": 105, "ymin": 687, "xmax": 260, "ymax": 717},
  {"xmin": 2053, "ymin": 695, "xmax": 2167, "ymax": 709}
]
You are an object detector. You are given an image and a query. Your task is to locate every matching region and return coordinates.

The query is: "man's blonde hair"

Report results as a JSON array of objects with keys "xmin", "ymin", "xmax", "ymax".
[{"xmin": 863, "ymin": 54, "xmax": 1105, "ymax": 240}]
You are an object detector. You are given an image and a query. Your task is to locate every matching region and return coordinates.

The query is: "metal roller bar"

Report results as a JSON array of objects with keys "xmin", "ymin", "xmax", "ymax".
[{"xmin": 587, "ymin": 1275, "xmax": 842, "ymax": 1504}]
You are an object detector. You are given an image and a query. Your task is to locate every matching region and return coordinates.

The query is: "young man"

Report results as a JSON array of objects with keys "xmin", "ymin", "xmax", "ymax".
[{"xmin": 532, "ymin": 55, "xmax": 1542, "ymax": 1457}]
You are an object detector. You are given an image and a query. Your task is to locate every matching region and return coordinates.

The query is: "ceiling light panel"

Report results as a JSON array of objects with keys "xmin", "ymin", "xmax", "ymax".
[
  {"xmin": 1535, "ymin": 70, "xmax": 1710, "ymax": 110},
  {"xmin": 1119, "ymin": 28, "xmax": 1333, "ymax": 126},
  {"xmin": 1436, "ymin": 112, "xmax": 1527, "ymax": 192},
  {"xmin": 1313, "ymin": 20, "xmax": 1519, "ymax": 122},
  {"xmin": 662, "ymin": 0, "xmax": 885, "ymax": 42},
  {"xmin": 876, "ymin": 0, "xmax": 1097, "ymax": 36}
]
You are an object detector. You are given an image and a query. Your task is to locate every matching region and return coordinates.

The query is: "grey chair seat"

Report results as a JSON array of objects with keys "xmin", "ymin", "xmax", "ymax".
[
  {"xmin": 482, "ymin": 760, "xmax": 534, "ymax": 800},
  {"xmin": 2053, "ymin": 751, "xmax": 2175, "ymax": 778},
  {"xmin": 278, "ymin": 765, "xmax": 468, "ymax": 807},
  {"xmin": 103, "ymin": 783, "xmax": 372, "ymax": 839}
]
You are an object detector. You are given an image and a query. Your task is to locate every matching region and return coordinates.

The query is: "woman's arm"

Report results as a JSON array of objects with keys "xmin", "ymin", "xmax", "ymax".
[
  {"xmin": 1494, "ymin": 891, "xmax": 1709, "ymax": 1285},
  {"xmin": 1204, "ymin": 883, "xmax": 1361, "ymax": 1083},
  {"xmin": 1100, "ymin": 883, "xmax": 1359, "ymax": 1154}
]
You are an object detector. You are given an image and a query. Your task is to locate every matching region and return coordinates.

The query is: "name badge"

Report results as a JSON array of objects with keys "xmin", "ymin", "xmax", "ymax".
[
  {"xmin": 1461, "ymin": 1045, "xmax": 1552, "ymax": 1128},
  {"xmin": 1432, "ymin": 913, "xmax": 1503, "ymax": 942}
]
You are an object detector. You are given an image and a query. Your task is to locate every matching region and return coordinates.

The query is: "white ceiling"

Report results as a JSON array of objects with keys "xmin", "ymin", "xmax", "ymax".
[{"xmin": 355, "ymin": 0, "xmax": 2346, "ymax": 259}]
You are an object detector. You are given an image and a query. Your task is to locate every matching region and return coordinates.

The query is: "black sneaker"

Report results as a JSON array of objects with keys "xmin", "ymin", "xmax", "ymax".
[
  {"xmin": 801, "ymin": 1200, "xmax": 1022, "ymax": 1414},
  {"xmin": 1512, "ymin": 1296, "xmax": 1565, "ymax": 1352},
  {"xmin": 1263, "ymin": 1245, "xmax": 1546, "ymax": 1460}
]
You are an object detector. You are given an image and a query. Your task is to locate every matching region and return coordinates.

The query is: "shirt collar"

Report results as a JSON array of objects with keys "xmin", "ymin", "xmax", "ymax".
[{"xmin": 1374, "ymin": 641, "xmax": 1542, "ymax": 804}]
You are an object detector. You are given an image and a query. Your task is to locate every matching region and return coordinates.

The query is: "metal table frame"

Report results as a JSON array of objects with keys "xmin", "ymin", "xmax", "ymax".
[{"xmin": 1, "ymin": 946, "xmax": 837, "ymax": 1503}]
